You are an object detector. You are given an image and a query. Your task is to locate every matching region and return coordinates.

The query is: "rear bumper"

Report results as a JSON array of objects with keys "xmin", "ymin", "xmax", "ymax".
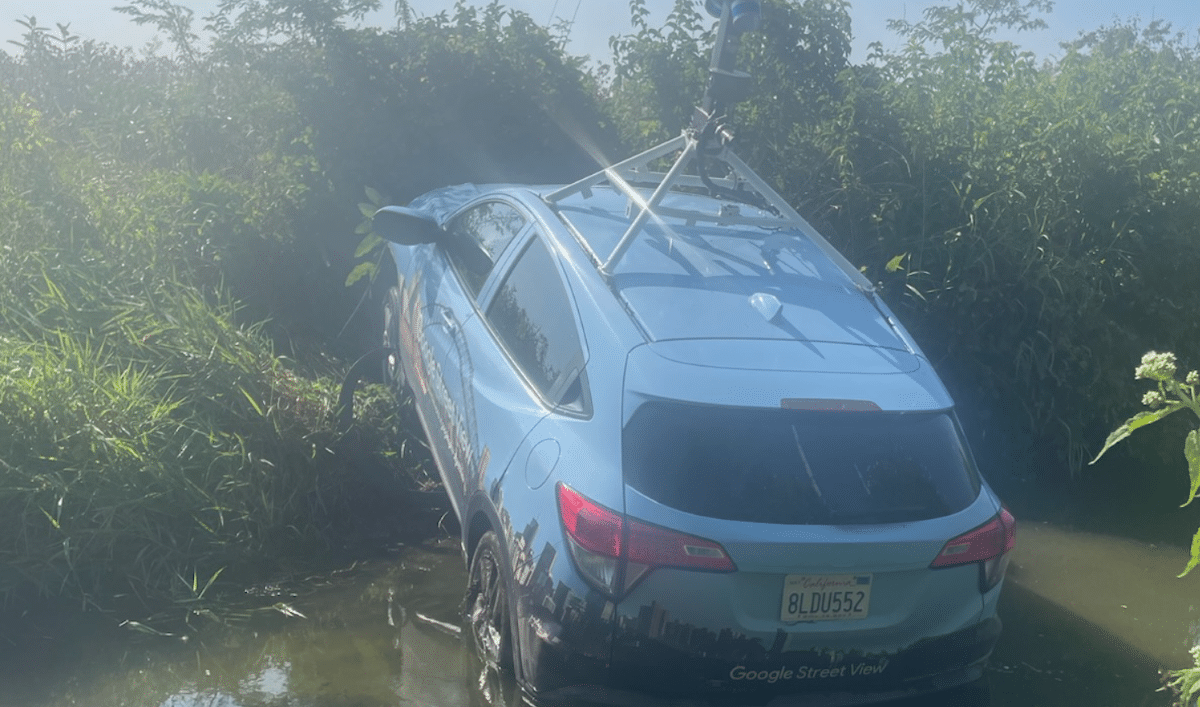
[{"xmin": 526, "ymin": 617, "xmax": 1001, "ymax": 707}]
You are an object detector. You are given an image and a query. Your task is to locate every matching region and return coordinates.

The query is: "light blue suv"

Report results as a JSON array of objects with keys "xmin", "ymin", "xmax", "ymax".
[
  {"xmin": 373, "ymin": 167, "xmax": 1014, "ymax": 706},
  {"xmin": 371, "ymin": 4, "xmax": 1014, "ymax": 704}
]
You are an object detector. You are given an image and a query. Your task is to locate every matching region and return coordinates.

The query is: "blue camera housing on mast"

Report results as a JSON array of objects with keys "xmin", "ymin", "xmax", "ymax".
[
  {"xmin": 704, "ymin": 0, "xmax": 762, "ymax": 34},
  {"xmin": 694, "ymin": 0, "xmax": 760, "ymax": 114}
]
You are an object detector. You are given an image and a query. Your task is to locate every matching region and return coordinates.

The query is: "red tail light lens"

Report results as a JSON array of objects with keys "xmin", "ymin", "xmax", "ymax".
[
  {"xmin": 931, "ymin": 506, "xmax": 1016, "ymax": 592},
  {"xmin": 557, "ymin": 483, "xmax": 735, "ymax": 597},
  {"xmin": 558, "ymin": 481, "xmax": 623, "ymax": 557},
  {"xmin": 625, "ymin": 519, "xmax": 737, "ymax": 572}
]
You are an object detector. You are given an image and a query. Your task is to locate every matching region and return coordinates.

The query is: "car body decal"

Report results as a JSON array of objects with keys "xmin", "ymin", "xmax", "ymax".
[{"xmin": 401, "ymin": 270, "xmax": 480, "ymax": 488}]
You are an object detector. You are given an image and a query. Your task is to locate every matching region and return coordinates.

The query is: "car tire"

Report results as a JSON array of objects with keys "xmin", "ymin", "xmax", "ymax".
[
  {"xmin": 381, "ymin": 285, "xmax": 406, "ymax": 392},
  {"xmin": 465, "ymin": 531, "xmax": 515, "ymax": 672}
]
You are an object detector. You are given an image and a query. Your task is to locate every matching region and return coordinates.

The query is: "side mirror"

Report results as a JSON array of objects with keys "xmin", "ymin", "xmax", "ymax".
[{"xmin": 373, "ymin": 206, "xmax": 443, "ymax": 246}]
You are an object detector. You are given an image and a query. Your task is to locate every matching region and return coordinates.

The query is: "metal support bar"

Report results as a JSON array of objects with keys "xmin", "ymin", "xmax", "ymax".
[
  {"xmin": 544, "ymin": 135, "xmax": 687, "ymax": 204},
  {"xmin": 600, "ymin": 137, "xmax": 698, "ymax": 275},
  {"xmin": 619, "ymin": 171, "xmax": 739, "ymax": 191},
  {"xmin": 647, "ymin": 205, "xmax": 786, "ymax": 229},
  {"xmin": 719, "ymin": 148, "xmax": 874, "ymax": 291},
  {"xmin": 539, "ymin": 132, "xmax": 871, "ymax": 290}
]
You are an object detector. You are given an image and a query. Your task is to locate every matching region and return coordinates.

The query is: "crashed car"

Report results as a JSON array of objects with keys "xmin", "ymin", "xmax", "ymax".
[{"xmin": 371, "ymin": 125, "xmax": 1014, "ymax": 705}]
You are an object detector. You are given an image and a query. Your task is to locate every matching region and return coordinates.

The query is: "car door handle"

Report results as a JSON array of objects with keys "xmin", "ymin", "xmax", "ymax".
[{"xmin": 437, "ymin": 307, "xmax": 458, "ymax": 330}]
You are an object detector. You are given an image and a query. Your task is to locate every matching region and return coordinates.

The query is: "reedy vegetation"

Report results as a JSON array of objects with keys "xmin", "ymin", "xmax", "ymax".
[
  {"xmin": 0, "ymin": 15, "xmax": 361, "ymax": 611},
  {"xmin": 0, "ymin": 0, "xmax": 1197, "ymax": 627}
]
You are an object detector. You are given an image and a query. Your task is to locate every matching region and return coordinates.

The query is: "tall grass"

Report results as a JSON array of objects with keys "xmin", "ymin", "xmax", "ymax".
[
  {"xmin": 0, "ymin": 250, "xmax": 353, "ymax": 609},
  {"xmin": 0, "ymin": 67, "xmax": 390, "ymax": 612}
]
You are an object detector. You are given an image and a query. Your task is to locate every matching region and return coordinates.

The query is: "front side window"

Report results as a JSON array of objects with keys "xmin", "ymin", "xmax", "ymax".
[
  {"xmin": 445, "ymin": 201, "xmax": 526, "ymax": 296},
  {"xmin": 486, "ymin": 235, "xmax": 586, "ymax": 410}
]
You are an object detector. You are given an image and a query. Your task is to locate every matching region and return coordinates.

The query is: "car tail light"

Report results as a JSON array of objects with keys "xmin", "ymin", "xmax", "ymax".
[
  {"xmin": 557, "ymin": 483, "xmax": 735, "ymax": 597},
  {"xmin": 930, "ymin": 506, "xmax": 1016, "ymax": 592}
]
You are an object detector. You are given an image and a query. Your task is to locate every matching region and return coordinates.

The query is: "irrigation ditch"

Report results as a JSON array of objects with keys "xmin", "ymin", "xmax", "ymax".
[{"xmin": 0, "ymin": 456, "xmax": 1194, "ymax": 707}]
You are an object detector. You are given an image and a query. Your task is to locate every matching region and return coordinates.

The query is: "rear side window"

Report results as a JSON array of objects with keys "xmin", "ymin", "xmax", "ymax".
[
  {"xmin": 486, "ymin": 236, "xmax": 587, "ymax": 410},
  {"xmin": 445, "ymin": 201, "xmax": 526, "ymax": 296},
  {"xmin": 623, "ymin": 404, "xmax": 979, "ymax": 525}
]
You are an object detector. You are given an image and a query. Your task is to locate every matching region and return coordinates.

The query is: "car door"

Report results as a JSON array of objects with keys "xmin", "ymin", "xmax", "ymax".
[
  {"xmin": 470, "ymin": 228, "xmax": 596, "ymax": 682},
  {"xmin": 442, "ymin": 218, "xmax": 591, "ymax": 509},
  {"xmin": 468, "ymin": 227, "xmax": 593, "ymax": 499},
  {"xmin": 415, "ymin": 200, "xmax": 528, "ymax": 516}
]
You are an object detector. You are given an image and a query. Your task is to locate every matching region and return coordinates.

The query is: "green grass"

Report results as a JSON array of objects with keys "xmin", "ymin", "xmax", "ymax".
[
  {"xmin": 0, "ymin": 289, "xmax": 335, "ymax": 605},
  {"xmin": 0, "ymin": 81, "xmax": 421, "ymax": 617}
]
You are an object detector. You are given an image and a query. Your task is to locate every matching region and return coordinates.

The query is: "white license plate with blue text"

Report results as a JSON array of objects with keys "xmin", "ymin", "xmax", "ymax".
[{"xmin": 781, "ymin": 574, "xmax": 872, "ymax": 621}]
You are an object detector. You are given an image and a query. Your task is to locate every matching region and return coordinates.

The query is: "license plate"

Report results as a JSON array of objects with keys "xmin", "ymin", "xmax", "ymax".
[{"xmin": 781, "ymin": 574, "xmax": 872, "ymax": 621}]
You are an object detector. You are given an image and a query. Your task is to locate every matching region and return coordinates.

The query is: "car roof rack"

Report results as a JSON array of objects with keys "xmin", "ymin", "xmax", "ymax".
[
  {"xmin": 541, "ymin": 132, "xmax": 870, "ymax": 291},
  {"xmin": 541, "ymin": 1, "xmax": 872, "ymax": 292}
]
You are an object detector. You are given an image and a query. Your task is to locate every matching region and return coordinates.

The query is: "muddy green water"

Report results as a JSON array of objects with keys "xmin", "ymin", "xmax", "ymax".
[{"xmin": 1, "ymin": 523, "xmax": 1195, "ymax": 707}]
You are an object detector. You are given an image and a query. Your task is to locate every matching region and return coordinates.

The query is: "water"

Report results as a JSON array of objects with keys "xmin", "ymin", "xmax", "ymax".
[{"xmin": 1, "ymin": 522, "xmax": 1195, "ymax": 707}]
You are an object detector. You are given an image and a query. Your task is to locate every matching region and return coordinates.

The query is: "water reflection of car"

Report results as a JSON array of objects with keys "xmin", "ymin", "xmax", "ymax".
[{"xmin": 373, "ymin": 159, "xmax": 1015, "ymax": 705}]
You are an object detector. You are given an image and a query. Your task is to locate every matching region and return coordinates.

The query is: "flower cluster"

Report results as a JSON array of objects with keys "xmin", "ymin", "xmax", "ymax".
[
  {"xmin": 1135, "ymin": 351, "xmax": 1178, "ymax": 382},
  {"xmin": 1189, "ymin": 370, "xmax": 1200, "ymax": 387},
  {"xmin": 1143, "ymin": 390, "xmax": 1167, "ymax": 408}
]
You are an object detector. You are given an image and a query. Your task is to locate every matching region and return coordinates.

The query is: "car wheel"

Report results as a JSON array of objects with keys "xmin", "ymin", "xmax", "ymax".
[
  {"xmin": 465, "ymin": 531, "xmax": 514, "ymax": 671},
  {"xmin": 381, "ymin": 285, "xmax": 405, "ymax": 391}
]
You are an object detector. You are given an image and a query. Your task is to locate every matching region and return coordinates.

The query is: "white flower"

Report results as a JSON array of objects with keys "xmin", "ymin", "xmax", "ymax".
[
  {"xmin": 1142, "ymin": 390, "xmax": 1166, "ymax": 408},
  {"xmin": 1135, "ymin": 351, "xmax": 1177, "ymax": 382}
]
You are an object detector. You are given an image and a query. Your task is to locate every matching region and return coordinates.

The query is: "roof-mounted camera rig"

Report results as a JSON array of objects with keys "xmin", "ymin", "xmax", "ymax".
[
  {"xmin": 544, "ymin": 0, "xmax": 872, "ymax": 292},
  {"xmin": 693, "ymin": 0, "xmax": 761, "ymax": 145}
]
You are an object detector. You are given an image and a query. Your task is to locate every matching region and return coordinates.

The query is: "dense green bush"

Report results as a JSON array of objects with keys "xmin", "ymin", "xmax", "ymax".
[
  {"xmin": 868, "ymin": 9, "xmax": 1200, "ymax": 473},
  {"xmin": 0, "ymin": 75, "xmax": 355, "ymax": 609},
  {"xmin": 0, "ymin": 22, "xmax": 366, "ymax": 611},
  {"xmin": 249, "ymin": 1, "xmax": 620, "ymax": 342}
]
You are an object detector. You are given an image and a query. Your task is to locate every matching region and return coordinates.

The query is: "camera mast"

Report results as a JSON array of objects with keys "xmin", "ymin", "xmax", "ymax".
[{"xmin": 543, "ymin": 1, "xmax": 871, "ymax": 291}]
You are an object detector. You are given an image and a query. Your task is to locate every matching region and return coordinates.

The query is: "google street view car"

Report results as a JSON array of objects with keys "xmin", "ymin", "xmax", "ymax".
[{"xmin": 371, "ymin": 2, "xmax": 1014, "ymax": 705}]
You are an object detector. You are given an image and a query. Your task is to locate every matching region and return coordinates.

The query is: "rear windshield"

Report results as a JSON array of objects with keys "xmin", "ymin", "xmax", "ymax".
[{"xmin": 623, "ymin": 403, "xmax": 980, "ymax": 525}]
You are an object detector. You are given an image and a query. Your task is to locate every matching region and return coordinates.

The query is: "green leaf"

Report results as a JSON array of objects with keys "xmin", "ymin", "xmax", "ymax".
[
  {"xmin": 198, "ymin": 566, "xmax": 225, "ymax": 600},
  {"xmin": 353, "ymin": 232, "xmax": 382, "ymax": 258},
  {"xmin": 358, "ymin": 201, "xmax": 375, "ymax": 218},
  {"xmin": 40, "ymin": 507, "xmax": 60, "ymax": 530},
  {"xmin": 238, "ymin": 386, "xmax": 265, "ymax": 417},
  {"xmin": 1089, "ymin": 403, "xmax": 1185, "ymax": 464},
  {"xmin": 1179, "ymin": 526, "xmax": 1200, "ymax": 578},
  {"xmin": 1183, "ymin": 429, "xmax": 1200, "ymax": 507},
  {"xmin": 885, "ymin": 253, "xmax": 907, "ymax": 273},
  {"xmin": 364, "ymin": 186, "xmax": 382, "ymax": 205},
  {"xmin": 345, "ymin": 261, "xmax": 376, "ymax": 287}
]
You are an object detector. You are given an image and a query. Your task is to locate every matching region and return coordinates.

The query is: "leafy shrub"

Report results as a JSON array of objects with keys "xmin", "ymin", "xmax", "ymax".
[
  {"xmin": 1091, "ymin": 352, "xmax": 1200, "ymax": 706},
  {"xmin": 0, "ymin": 81, "xmax": 348, "ymax": 607}
]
